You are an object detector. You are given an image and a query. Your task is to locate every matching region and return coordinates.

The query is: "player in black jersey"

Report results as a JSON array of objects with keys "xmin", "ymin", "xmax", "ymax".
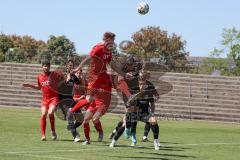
[
  {"xmin": 135, "ymin": 71, "xmax": 160, "ymax": 150},
  {"xmin": 55, "ymin": 59, "xmax": 83, "ymax": 142},
  {"xmin": 109, "ymin": 57, "xmax": 161, "ymax": 150},
  {"xmin": 109, "ymin": 56, "xmax": 146, "ymax": 147}
]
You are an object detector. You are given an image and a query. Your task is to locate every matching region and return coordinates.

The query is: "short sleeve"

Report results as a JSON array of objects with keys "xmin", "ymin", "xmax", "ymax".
[{"xmin": 89, "ymin": 45, "xmax": 102, "ymax": 57}]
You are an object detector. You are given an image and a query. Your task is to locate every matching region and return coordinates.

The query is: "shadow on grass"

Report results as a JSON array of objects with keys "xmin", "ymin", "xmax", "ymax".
[
  {"xmin": 108, "ymin": 152, "xmax": 196, "ymax": 160},
  {"xmin": 56, "ymin": 139, "xmax": 77, "ymax": 142},
  {"xmin": 160, "ymin": 146, "xmax": 191, "ymax": 151},
  {"xmin": 107, "ymin": 156, "xmax": 171, "ymax": 160},
  {"xmin": 104, "ymin": 141, "xmax": 195, "ymax": 160},
  {"xmin": 137, "ymin": 151, "xmax": 196, "ymax": 158}
]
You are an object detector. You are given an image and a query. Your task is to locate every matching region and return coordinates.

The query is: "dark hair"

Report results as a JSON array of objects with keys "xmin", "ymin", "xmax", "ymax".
[
  {"xmin": 103, "ymin": 32, "xmax": 116, "ymax": 41},
  {"xmin": 41, "ymin": 60, "xmax": 50, "ymax": 66},
  {"xmin": 67, "ymin": 59, "xmax": 74, "ymax": 64},
  {"xmin": 123, "ymin": 56, "xmax": 143, "ymax": 73}
]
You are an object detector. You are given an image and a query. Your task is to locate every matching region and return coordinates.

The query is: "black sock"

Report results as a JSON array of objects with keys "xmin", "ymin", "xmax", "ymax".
[
  {"xmin": 73, "ymin": 121, "xmax": 82, "ymax": 129},
  {"xmin": 71, "ymin": 129, "xmax": 78, "ymax": 138},
  {"xmin": 116, "ymin": 120, "xmax": 124, "ymax": 131},
  {"xmin": 150, "ymin": 124, "xmax": 159, "ymax": 139},
  {"xmin": 131, "ymin": 121, "xmax": 137, "ymax": 135},
  {"xmin": 130, "ymin": 112, "xmax": 138, "ymax": 134},
  {"xmin": 144, "ymin": 122, "xmax": 151, "ymax": 137},
  {"xmin": 114, "ymin": 126, "xmax": 125, "ymax": 141},
  {"xmin": 125, "ymin": 113, "xmax": 131, "ymax": 129}
]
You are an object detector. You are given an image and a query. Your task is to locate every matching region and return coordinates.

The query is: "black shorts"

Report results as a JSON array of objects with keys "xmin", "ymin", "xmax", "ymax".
[{"xmin": 137, "ymin": 111, "xmax": 151, "ymax": 123}]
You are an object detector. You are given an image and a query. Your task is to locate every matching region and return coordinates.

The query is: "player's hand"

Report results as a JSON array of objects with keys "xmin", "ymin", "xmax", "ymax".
[
  {"xmin": 154, "ymin": 95, "xmax": 160, "ymax": 101},
  {"xmin": 74, "ymin": 96, "xmax": 85, "ymax": 102},
  {"xmin": 124, "ymin": 73, "xmax": 134, "ymax": 80},
  {"xmin": 65, "ymin": 73, "xmax": 71, "ymax": 82},
  {"xmin": 22, "ymin": 83, "xmax": 31, "ymax": 87},
  {"xmin": 72, "ymin": 67, "xmax": 82, "ymax": 74},
  {"xmin": 79, "ymin": 95, "xmax": 85, "ymax": 100}
]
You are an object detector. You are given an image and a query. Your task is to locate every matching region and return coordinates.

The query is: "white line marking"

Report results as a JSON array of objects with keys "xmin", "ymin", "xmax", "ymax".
[
  {"xmin": 5, "ymin": 142, "xmax": 240, "ymax": 155},
  {"xmin": 163, "ymin": 142, "xmax": 240, "ymax": 147}
]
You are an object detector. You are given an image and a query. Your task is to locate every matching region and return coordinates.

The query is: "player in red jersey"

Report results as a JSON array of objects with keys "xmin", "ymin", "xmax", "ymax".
[
  {"xmin": 22, "ymin": 60, "xmax": 62, "ymax": 141},
  {"xmin": 71, "ymin": 69, "xmax": 131, "ymax": 143},
  {"xmin": 66, "ymin": 32, "xmax": 132, "ymax": 144}
]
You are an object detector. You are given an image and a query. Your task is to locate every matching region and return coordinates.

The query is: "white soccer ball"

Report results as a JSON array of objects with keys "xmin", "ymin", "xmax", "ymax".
[{"xmin": 137, "ymin": 2, "xmax": 149, "ymax": 15}]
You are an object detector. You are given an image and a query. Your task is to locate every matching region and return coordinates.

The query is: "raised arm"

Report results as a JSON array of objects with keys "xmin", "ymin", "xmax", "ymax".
[
  {"xmin": 110, "ymin": 60, "xmax": 132, "ymax": 79},
  {"xmin": 22, "ymin": 83, "xmax": 41, "ymax": 90},
  {"xmin": 73, "ymin": 56, "xmax": 91, "ymax": 73}
]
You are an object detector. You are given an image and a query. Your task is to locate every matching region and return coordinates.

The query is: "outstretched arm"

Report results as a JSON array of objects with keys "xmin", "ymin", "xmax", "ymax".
[
  {"xmin": 73, "ymin": 56, "xmax": 91, "ymax": 73},
  {"xmin": 22, "ymin": 83, "xmax": 40, "ymax": 90},
  {"xmin": 110, "ymin": 60, "xmax": 132, "ymax": 79}
]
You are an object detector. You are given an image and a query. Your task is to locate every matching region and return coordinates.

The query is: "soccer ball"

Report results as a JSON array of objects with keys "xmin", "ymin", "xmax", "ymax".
[{"xmin": 137, "ymin": 2, "xmax": 149, "ymax": 15}]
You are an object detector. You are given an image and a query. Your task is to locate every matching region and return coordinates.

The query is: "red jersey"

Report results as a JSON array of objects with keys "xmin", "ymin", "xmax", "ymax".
[
  {"xmin": 37, "ymin": 71, "xmax": 61, "ymax": 101},
  {"xmin": 88, "ymin": 42, "xmax": 112, "ymax": 79}
]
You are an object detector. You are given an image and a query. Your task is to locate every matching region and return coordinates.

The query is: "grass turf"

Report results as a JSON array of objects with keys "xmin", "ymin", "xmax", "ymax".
[{"xmin": 0, "ymin": 107, "xmax": 240, "ymax": 160}]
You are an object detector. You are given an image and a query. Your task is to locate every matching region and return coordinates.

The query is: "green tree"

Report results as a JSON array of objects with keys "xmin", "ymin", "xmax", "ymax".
[
  {"xmin": 0, "ymin": 34, "xmax": 14, "ymax": 61},
  {"xmin": 6, "ymin": 35, "xmax": 46, "ymax": 63},
  {"xmin": 205, "ymin": 27, "xmax": 240, "ymax": 76},
  {"xmin": 120, "ymin": 26, "xmax": 189, "ymax": 71},
  {"xmin": 0, "ymin": 34, "xmax": 13, "ymax": 54},
  {"xmin": 198, "ymin": 55, "xmax": 229, "ymax": 75},
  {"xmin": 38, "ymin": 50, "xmax": 52, "ymax": 64},
  {"xmin": 46, "ymin": 35, "xmax": 76, "ymax": 65}
]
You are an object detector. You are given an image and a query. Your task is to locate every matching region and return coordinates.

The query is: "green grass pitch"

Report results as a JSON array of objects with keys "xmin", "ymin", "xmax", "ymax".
[{"xmin": 0, "ymin": 107, "xmax": 240, "ymax": 160}]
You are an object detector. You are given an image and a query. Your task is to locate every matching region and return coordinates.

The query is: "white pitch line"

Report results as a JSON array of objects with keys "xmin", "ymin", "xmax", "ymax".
[
  {"xmin": 5, "ymin": 142, "xmax": 240, "ymax": 155},
  {"xmin": 163, "ymin": 142, "xmax": 240, "ymax": 147}
]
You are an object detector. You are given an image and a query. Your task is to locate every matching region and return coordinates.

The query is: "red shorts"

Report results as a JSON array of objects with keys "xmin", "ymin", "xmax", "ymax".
[
  {"xmin": 86, "ymin": 90, "xmax": 111, "ymax": 115},
  {"xmin": 41, "ymin": 97, "xmax": 59, "ymax": 109}
]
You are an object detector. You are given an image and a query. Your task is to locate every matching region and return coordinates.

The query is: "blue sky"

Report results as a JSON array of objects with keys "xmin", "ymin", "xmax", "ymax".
[{"xmin": 0, "ymin": 0, "xmax": 240, "ymax": 57}]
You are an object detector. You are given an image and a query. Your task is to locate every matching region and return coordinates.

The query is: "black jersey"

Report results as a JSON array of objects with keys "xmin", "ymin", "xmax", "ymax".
[
  {"xmin": 122, "ymin": 56, "xmax": 142, "ymax": 95},
  {"xmin": 136, "ymin": 80, "xmax": 157, "ymax": 113},
  {"xmin": 122, "ymin": 73, "xmax": 140, "ymax": 104},
  {"xmin": 58, "ymin": 74, "xmax": 80, "ymax": 100},
  {"xmin": 120, "ymin": 56, "xmax": 143, "ymax": 105}
]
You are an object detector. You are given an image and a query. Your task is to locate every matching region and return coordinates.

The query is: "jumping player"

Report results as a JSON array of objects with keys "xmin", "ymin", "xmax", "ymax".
[
  {"xmin": 109, "ymin": 58, "xmax": 161, "ymax": 150},
  {"xmin": 109, "ymin": 56, "xmax": 142, "ymax": 147},
  {"xmin": 135, "ymin": 71, "xmax": 160, "ymax": 150},
  {"xmin": 110, "ymin": 71, "xmax": 161, "ymax": 150},
  {"xmin": 66, "ymin": 32, "xmax": 132, "ymax": 144}
]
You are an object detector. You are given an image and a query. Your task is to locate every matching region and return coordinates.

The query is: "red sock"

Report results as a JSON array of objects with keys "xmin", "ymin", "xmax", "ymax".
[
  {"xmin": 49, "ymin": 114, "xmax": 55, "ymax": 133},
  {"xmin": 118, "ymin": 79, "xmax": 131, "ymax": 97},
  {"xmin": 94, "ymin": 120, "xmax": 103, "ymax": 134},
  {"xmin": 40, "ymin": 115, "xmax": 46, "ymax": 137},
  {"xmin": 70, "ymin": 99, "xmax": 90, "ymax": 113},
  {"xmin": 83, "ymin": 123, "xmax": 90, "ymax": 141}
]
